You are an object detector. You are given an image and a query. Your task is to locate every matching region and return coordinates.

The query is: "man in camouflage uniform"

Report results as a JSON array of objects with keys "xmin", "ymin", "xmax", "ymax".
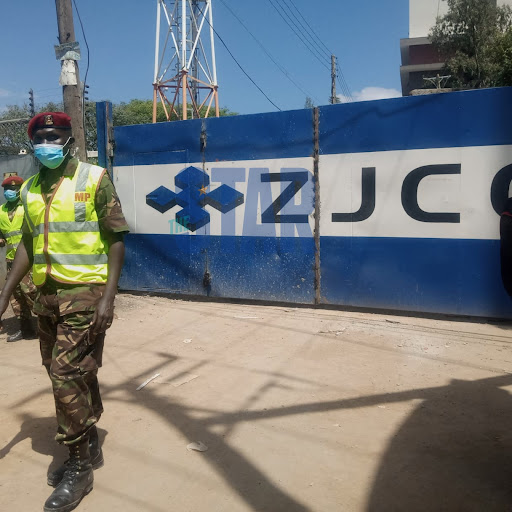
[
  {"xmin": 0, "ymin": 112, "xmax": 129, "ymax": 512},
  {"xmin": 0, "ymin": 175, "xmax": 37, "ymax": 342}
]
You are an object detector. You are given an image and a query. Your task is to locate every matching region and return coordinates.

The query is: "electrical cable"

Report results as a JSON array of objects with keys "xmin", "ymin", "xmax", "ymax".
[
  {"xmin": 281, "ymin": 0, "xmax": 332, "ymax": 61},
  {"xmin": 272, "ymin": 0, "xmax": 352, "ymax": 101},
  {"xmin": 218, "ymin": 0, "xmax": 322, "ymax": 105},
  {"xmin": 72, "ymin": 0, "xmax": 89, "ymax": 93},
  {"xmin": 337, "ymin": 70, "xmax": 353, "ymax": 102},
  {"xmin": 35, "ymin": 87, "xmax": 62, "ymax": 93},
  {"xmin": 266, "ymin": 0, "xmax": 330, "ymax": 71},
  {"xmin": 196, "ymin": 4, "xmax": 282, "ymax": 111},
  {"xmin": 336, "ymin": 77, "xmax": 349, "ymax": 102},
  {"xmin": 286, "ymin": 0, "xmax": 334, "ymax": 56},
  {"xmin": 72, "ymin": 0, "xmax": 91, "ymax": 148},
  {"xmin": 34, "ymin": 92, "xmax": 64, "ymax": 99},
  {"xmin": 276, "ymin": 0, "xmax": 330, "ymax": 66},
  {"xmin": 340, "ymin": 71, "xmax": 352, "ymax": 100}
]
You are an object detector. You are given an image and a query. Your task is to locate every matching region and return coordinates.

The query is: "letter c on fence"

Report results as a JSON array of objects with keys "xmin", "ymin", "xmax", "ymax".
[
  {"xmin": 491, "ymin": 164, "xmax": 512, "ymax": 215},
  {"xmin": 401, "ymin": 164, "xmax": 461, "ymax": 223}
]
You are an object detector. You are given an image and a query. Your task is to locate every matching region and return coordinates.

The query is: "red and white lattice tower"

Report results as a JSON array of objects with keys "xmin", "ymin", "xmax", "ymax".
[{"xmin": 152, "ymin": 0, "xmax": 219, "ymax": 122}]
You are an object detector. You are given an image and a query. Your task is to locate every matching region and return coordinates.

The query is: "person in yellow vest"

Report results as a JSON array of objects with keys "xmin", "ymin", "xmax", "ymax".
[
  {"xmin": 0, "ymin": 175, "xmax": 37, "ymax": 341},
  {"xmin": 0, "ymin": 112, "xmax": 129, "ymax": 512}
]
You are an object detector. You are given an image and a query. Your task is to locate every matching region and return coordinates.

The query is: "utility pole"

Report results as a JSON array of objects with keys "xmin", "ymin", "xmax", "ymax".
[
  {"xmin": 330, "ymin": 55, "xmax": 337, "ymax": 105},
  {"xmin": 55, "ymin": 0, "xmax": 87, "ymax": 161},
  {"xmin": 423, "ymin": 74, "xmax": 452, "ymax": 90},
  {"xmin": 28, "ymin": 89, "xmax": 35, "ymax": 117}
]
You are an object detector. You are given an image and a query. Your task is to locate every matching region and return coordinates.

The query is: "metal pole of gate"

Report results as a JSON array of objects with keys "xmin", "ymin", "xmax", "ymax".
[
  {"xmin": 96, "ymin": 101, "xmax": 113, "ymax": 177},
  {"xmin": 313, "ymin": 107, "xmax": 321, "ymax": 304}
]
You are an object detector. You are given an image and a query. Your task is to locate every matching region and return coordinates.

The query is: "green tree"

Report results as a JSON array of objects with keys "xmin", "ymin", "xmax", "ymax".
[
  {"xmin": 491, "ymin": 27, "xmax": 512, "ymax": 84},
  {"xmin": 430, "ymin": 0, "xmax": 512, "ymax": 88},
  {"xmin": 304, "ymin": 96, "xmax": 315, "ymax": 109},
  {"xmin": 84, "ymin": 101, "xmax": 98, "ymax": 152},
  {"xmin": 0, "ymin": 102, "xmax": 66, "ymax": 155},
  {"xmin": 0, "ymin": 98, "xmax": 237, "ymax": 155},
  {"xmin": 112, "ymin": 99, "xmax": 236, "ymax": 126},
  {"xmin": 0, "ymin": 104, "xmax": 32, "ymax": 155},
  {"xmin": 89, "ymin": 99, "xmax": 237, "ymax": 151}
]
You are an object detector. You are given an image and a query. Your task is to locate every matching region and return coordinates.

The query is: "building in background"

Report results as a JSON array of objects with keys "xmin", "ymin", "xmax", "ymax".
[{"xmin": 400, "ymin": 0, "xmax": 512, "ymax": 96}]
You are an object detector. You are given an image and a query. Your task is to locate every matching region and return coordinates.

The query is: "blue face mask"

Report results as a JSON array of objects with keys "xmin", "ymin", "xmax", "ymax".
[
  {"xmin": 4, "ymin": 189, "xmax": 19, "ymax": 202},
  {"xmin": 33, "ymin": 138, "xmax": 70, "ymax": 169}
]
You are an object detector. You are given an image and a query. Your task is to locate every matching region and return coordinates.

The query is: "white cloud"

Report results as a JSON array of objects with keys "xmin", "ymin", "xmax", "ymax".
[
  {"xmin": 339, "ymin": 86, "xmax": 402, "ymax": 103},
  {"xmin": 0, "ymin": 89, "xmax": 10, "ymax": 98}
]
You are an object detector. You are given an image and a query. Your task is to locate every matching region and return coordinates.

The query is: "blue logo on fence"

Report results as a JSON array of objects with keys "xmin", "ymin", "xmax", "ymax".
[{"xmin": 146, "ymin": 166, "xmax": 244, "ymax": 232}]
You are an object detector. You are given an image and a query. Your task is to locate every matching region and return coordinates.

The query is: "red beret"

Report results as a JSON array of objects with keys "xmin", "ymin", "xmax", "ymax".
[
  {"xmin": 27, "ymin": 112, "xmax": 72, "ymax": 140},
  {"xmin": 1, "ymin": 176, "xmax": 24, "ymax": 187}
]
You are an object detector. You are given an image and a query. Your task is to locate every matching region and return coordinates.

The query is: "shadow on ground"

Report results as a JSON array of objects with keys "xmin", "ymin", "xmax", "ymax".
[
  {"xmin": 0, "ymin": 413, "xmax": 109, "ymax": 478},
  {"xmin": 3, "ymin": 351, "xmax": 512, "ymax": 511},
  {"xmin": 367, "ymin": 374, "xmax": 512, "ymax": 512}
]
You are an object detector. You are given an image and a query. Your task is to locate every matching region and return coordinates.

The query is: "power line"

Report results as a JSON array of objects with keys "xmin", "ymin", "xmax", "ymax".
[
  {"xmin": 35, "ymin": 87, "xmax": 63, "ymax": 93},
  {"xmin": 218, "ymin": 0, "xmax": 322, "ymax": 104},
  {"xmin": 279, "ymin": 0, "xmax": 352, "ymax": 101},
  {"xmin": 196, "ymin": 4, "xmax": 282, "ymax": 111},
  {"xmin": 266, "ymin": 0, "xmax": 330, "ymax": 71},
  {"xmin": 34, "ymin": 93, "xmax": 65, "ymax": 100},
  {"xmin": 72, "ymin": 0, "xmax": 90, "ymax": 90},
  {"xmin": 337, "ymin": 70, "xmax": 352, "ymax": 101},
  {"xmin": 266, "ymin": 0, "xmax": 352, "ymax": 101},
  {"xmin": 281, "ymin": 0, "xmax": 331, "ymax": 61},
  {"xmin": 72, "ymin": 0, "xmax": 92, "ymax": 152},
  {"xmin": 337, "ymin": 69, "xmax": 352, "ymax": 101},
  {"xmin": 287, "ymin": 0, "xmax": 335, "ymax": 57}
]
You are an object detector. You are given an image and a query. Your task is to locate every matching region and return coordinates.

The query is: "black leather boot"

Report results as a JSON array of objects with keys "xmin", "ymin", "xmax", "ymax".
[
  {"xmin": 6, "ymin": 329, "xmax": 22, "ymax": 342},
  {"xmin": 44, "ymin": 439, "xmax": 93, "ymax": 512},
  {"xmin": 47, "ymin": 426, "xmax": 104, "ymax": 487}
]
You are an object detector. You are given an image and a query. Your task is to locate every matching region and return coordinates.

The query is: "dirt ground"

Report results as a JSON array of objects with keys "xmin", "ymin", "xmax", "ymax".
[{"xmin": 1, "ymin": 293, "xmax": 512, "ymax": 512}]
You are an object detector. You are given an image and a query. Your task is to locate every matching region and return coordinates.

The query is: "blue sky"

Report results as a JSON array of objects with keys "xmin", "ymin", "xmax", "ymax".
[{"xmin": 0, "ymin": 0, "xmax": 408, "ymax": 116}]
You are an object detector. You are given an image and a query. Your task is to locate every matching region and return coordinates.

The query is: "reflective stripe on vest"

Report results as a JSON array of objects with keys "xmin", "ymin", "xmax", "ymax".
[
  {"xmin": 31, "ymin": 221, "xmax": 100, "ymax": 237},
  {"xmin": 21, "ymin": 162, "xmax": 109, "ymax": 286},
  {"xmin": 21, "ymin": 175, "xmax": 36, "ymax": 233},
  {"xmin": 0, "ymin": 203, "xmax": 25, "ymax": 260},
  {"xmin": 33, "ymin": 254, "xmax": 108, "ymax": 265}
]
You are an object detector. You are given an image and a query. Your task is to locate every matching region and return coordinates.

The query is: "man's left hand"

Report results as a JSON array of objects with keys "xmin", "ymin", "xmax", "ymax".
[{"xmin": 90, "ymin": 294, "xmax": 115, "ymax": 334}]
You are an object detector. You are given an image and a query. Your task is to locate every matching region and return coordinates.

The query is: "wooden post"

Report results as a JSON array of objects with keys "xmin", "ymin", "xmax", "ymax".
[
  {"xmin": 55, "ymin": 0, "xmax": 87, "ymax": 161},
  {"xmin": 331, "ymin": 55, "xmax": 337, "ymax": 105},
  {"xmin": 182, "ymin": 72, "xmax": 188, "ymax": 120},
  {"xmin": 152, "ymin": 85, "xmax": 158, "ymax": 123}
]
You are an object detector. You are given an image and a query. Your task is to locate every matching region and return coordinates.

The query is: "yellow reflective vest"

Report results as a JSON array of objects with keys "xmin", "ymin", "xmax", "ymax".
[
  {"xmin": 21, "ymin": 162, "xmax": 109, "ymax": 286},
  {"xmin": 0, "ymin": 202, "xmax": 24, "ymax": 261}
]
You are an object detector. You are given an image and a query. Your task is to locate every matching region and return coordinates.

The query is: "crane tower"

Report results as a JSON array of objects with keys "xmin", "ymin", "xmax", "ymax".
[{"xmin": 152, "ymin": 0, "xmax": 219, "ymax": 122}]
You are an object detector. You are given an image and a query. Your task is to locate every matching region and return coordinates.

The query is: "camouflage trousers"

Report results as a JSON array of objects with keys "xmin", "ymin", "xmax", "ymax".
[
  {"xmin": 38, "ymin": 293, "xmax": 105, "ymax": 446},
  {"xmin": 6, "ymin": 260, "xmax": 36, "ymax": 319}
]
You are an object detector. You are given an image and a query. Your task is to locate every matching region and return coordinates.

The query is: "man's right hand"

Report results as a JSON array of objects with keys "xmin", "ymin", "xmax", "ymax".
[{"xmin": 0, "ymin": 239, "xmax": 6, "ymax": 247}]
